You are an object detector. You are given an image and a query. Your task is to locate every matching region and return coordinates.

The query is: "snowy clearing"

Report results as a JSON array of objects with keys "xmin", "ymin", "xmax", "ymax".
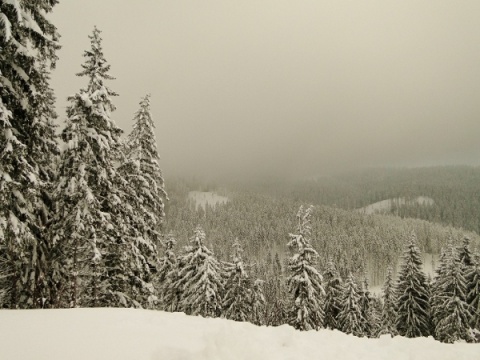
[
  {"xmin": 188, "ymin": 191, "xmax": 229, "ymax": 210},
  {"xmin": 357, "ymin": 196, "xmax": 435, "ymax": 215},
  {"xmin": 0, "ymin": 309, "xmax": 478, "ymax": 360}
]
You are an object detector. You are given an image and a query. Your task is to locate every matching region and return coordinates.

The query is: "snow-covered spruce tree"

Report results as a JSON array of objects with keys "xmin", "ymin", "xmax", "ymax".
[
  {"xmin": 287, "ymin": 205, "xmax": 325, "ymax": 331},
  {"xmin": 119, "ymin": 94, "xmax": 166, "ymax": 250},
  {"xmin": 369, "ymin": 295, "xmax": 383, "ymax": 338},
  {"xmin": 265, "ymin": 277, "xmax": 289, "ymax": 327},
  {"xmin": 430, "ymin": 248, "xmax": 448, "ymax": 332},
  {"xmin": 378, "ymin": 265, "xmax": 397, "ymax": 336},
  {"xmin": 30, "ymin": 59, "xmax": 62, "ymax": 308},
  {"xmin": 51, "ymin": 27, "xmax": 131, "ymax": 308},
  {"xmin": 175, "ymin": 226, "xmax": 223, "ymax": 317},
  {"xmin": 466, "ymin": 259, "xmax": 480, "ymax": 332},
  {"xmin": 157, "ymin": 232, "xmax": 178, "ymax": 311},
  {"xmin": 323, "ymin": 258, "xmax": 343, "ymax": 330},
  {"xmin": 359, "ymin": 277, "xmax": 374, "ymax": 337},
  {"xmin": 395, "ymin": 232, "xmax": 431, "ymax": 338},
  {"xmin": 123, "ymin": 93, "xmax": 167, "ymax": 223},
  {"xmin": 116, "ymin": 94, "xmax": 169, "ymax": 307},
  {"xmin": 0, "ymin": 0, "xmax": 60, "ymax": 308},
  {"xmin": 338, "ymin": 272, "xmax": 365, "ymax": 337},
  {"xmin": 222, "ymin": 239, "xmax": 252, "ymax": 322},
  {"xmin": 432, "ymin": 245, "xmax": 472, "ymax": 343},
  {"xmin": 458, "ymin": 236, "xmax": 474, "ymax": 268},
  {"xmin": 250, "ymin": 278, "xmax": 266, "ymax": 325}
]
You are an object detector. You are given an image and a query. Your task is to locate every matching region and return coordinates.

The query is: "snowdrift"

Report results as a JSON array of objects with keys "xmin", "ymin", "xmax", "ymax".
[{"xmin": 0, "ymin": 309, "xmax": 478, "ymax": 360}]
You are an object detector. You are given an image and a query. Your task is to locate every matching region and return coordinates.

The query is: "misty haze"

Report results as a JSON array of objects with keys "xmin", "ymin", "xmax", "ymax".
[
  {"xmin": 2, "ymin": 1, "xmax": 480, "ymax": 359},
  {"xmin": 49, "ymin": 1, "xmax": 480, "ymax": 180}
]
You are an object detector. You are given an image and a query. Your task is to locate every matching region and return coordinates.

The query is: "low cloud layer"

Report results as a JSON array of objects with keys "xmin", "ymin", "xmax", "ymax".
[{"xmin": 51, "ymin": 1, "xmax": 480, "ymax": 180}]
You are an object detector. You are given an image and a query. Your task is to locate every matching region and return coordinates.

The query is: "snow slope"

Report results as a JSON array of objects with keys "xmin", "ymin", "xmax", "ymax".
[
  {"xmin": 188, "ymin": 191, "xmax": 229, "ymax": 210},
  {"xmin": 0, "ymin": 309, "xmax": 478, "ymax": 360},
  {"xmin": 357, "ymin": 196, "xmax": 434, "ymax": 215}
]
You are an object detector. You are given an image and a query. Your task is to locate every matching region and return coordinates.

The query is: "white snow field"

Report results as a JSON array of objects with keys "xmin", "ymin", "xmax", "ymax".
[
  {"xmin": 1, "ymin": 309, "xmax": 478, "ymax": 360},
  {"xmin": 188, "ymin": 191, "xmax": 229, "ymax": 210},
  {"xmin": 358, "ymin": 196, "xmax": 435, "ymax": 215}
]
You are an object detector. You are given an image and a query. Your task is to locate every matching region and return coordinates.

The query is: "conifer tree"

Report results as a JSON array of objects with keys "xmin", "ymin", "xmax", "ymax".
[
  {"xmin": 287, "ymin": 205, "xmax": 325, "ymax": 331},
  {"xmin": 369, "ymin": 295, "xmax": 383, "ymax": 338},
  {"xmin": 323, "ymin": 258, "xmax": 343, "ymax": 330},
  {"xmin": 458, "ymin": 236, "xmax": 474, "ymax": 268},
  {"xmin": 250, "ymin": 278, "xmax": 266, "ymax": 325},
  {"xmin": 116, "ymin": 94, "xmax": 169, "ymax": 308},
  {"xmin": 466, "ymin": 258, "xmax": 480, "ymax": 330},
  {"xmin": 50, "ymin": 27, "xmax": 127, "ymax": 307},
  {"xmin": 158, "ymin": 232, "xmax": 177, "ymax": 310},
  {"xmin": 0, "ymin": 0, "xmax": 60, "ymax": 308},
  {"xmin": 459, "ymin": 237, "xmax": 480, "ymax": 330},
  {"xmin": 121, "ymin": 93, "xmax": 167, "ymax": 237},
  {"xmin": 175, "ymin": 226, "xmax": 223, "ymax": 317},
  {"xmin": 430, "ymin": 248, "xmax": 448, "ymax": 331},
  {"xmin": 265, "ymin": 278, "xmax": 289, "ymax": 327},
  {"xmin": 359, "ymin": 277, "xmax": 373, "ymax": 337},
  {"xmin": 222, "ymin": 239, "xmax": 252, "ymax": 322},
  {"xmin": 338, "ymin": 273, "xmax": 365, "ymax": 337},
  {"xmin": 379, "ymin": 265, "xmax": 397, "ymax": 336},
  {"xmin": 395, "ymin": 232, "xmax": 431, "ymax": 337},
  {"xmin": 432, "ymin": 245, "xmax": 472, "ymax": 343}
]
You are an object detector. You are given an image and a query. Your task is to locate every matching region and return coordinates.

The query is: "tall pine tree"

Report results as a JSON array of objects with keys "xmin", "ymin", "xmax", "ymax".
[
  {"xmin": 157, "ymin": 232, "xmax": 178, "ymax": 311},
  {"xmin": 287, "ymin": 205, "xmax": 325, "ymax": 331},
  {"xmin": 120, "ymin": 94, "xmax": 167, "ymax": 247},
  {"xmin": 323, "ymin": 258, "xmax": 343, "ymax": 330},
  {"xmin": 432, "ymin": 244, "xmax": 472, "ymax": 343},
  {"xmin": 116, "ymin": 94, "xmax": 169, "ymax": 307},
  {"xmin": 395, "ymin": 232, "xmax": 431, "ymax": 338},
  {"xmin": 50, "ymin": 27, "xmax": 127, "ymax": 307},
  {"xmin": 175, "ymin": 226, "xmax": 223, "ymax": 317},
  {"xmin": 338, "ymin": 272, "xmax": 365, "ymax": 337},
  {"xmin": 359, "ymin": 276, "xmax": 373, "ymax": 337},
  {"xmin": 379, "ymin": 265, "xmax": 397, "ymax": 336},
  {"xmin": 0, "ymin": 0, "xmax": 60, "ymax": 308},
  {"xmin": 222, "ymin": 239, "xmax": 252, "ymax": 322},
  {"xmin": 466, "ymin": 257, "xmax": 480, "ymax": 331}
]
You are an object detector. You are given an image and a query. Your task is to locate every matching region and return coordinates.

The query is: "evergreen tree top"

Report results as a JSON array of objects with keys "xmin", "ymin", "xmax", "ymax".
[
  {"xmin": 231, "ymin": 238, "xmax": 244, "ymax": 262},
  {"xmin": 126, "ymin": 94, "xmax": 160, "ymax": 162},
  {"xmin": 295, "ymin": 205, "xmax": 314, "ymax": 237},
  {"xmin": 324, "ymin": 258, "xmax": 341, "ymax": 282},
  {"xmin": 400, "ymin": 231, "xmax": 424, "ymax": 270},
  {"xmin": 77, "ymin": 26, "xmax": 117, "ymax": 99},
  {"xmin": 382, "ymin": 265, "xmax": 395, "ymax": 295},
  {"xmin": 458, "ymin": 236, "xmax": 474, "ymax": 267},
  {"xmin": 62, "ymin": 27, "xmax": 122, "ymax": 151},
  {"xmin": 190, "ymin": 226, "xmax": 207, "ymax": 249},
  {"xmin": 163, "ymin": 232, "xmax": 176, "ymax": 250}
]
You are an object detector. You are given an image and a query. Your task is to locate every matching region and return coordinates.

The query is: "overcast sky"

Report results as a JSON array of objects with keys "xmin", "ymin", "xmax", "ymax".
[{"xmin": 50, "ymin": 1, "xmax": 480, "ymax": 180}]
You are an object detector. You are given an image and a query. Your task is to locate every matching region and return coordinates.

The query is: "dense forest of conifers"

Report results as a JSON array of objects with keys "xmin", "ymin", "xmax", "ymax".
[
  {"xmin": 165, "ymin": 176, "xmax": 480, "ymax": 285},
  {"xmin": 233, "ymin": 166, "xmax": 480, "ymax": 233},
  {"xmin": 159, "ymin": 187, "xmax": 480, "ymax": 343}
]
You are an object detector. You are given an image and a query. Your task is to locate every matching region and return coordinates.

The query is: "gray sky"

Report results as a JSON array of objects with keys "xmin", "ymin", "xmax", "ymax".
[{"xmin": 50, "ymin": 1, "xmax": 480, "ymax": 180}]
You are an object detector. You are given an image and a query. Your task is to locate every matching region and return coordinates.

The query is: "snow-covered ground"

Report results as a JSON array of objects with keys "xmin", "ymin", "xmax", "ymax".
[
  {"xmin": 357, "ymin": 196, "xmax": 435, "ymax": 215},
  {"xmin": 188, "ymin": 191, "xmax": 229, "ymax": 210},
  {"xmin": 0, "ymin": 309, "xmax": 478, "ymax": 360}
]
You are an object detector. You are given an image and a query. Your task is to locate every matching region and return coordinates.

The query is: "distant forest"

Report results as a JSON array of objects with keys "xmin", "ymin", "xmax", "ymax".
[
  {"xmin": 164, "ymin": 167, "xmax": 480, "ymax": 286},
  {"xmin": 228, "ymin": 166, "xmax": 480, "ymax": 234}
]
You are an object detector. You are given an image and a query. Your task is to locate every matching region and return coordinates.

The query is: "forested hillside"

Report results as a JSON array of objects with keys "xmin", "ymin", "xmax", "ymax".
[
  {"xmin": 164, "ymin": 177, "xmax": 480, "ymax": 286},
  {"xmin": 233, "ymin": 166, "xmax": 480, "ymax": 234},
  {"xmin": 161, "ymin": 178, "xmax": 480, "ymax": 340}
]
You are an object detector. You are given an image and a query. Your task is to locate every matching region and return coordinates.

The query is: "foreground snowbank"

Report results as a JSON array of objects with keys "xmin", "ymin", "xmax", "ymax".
[{"xmin": 0, "ymin": 309, "xmax": 478, "ymax": 360}]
